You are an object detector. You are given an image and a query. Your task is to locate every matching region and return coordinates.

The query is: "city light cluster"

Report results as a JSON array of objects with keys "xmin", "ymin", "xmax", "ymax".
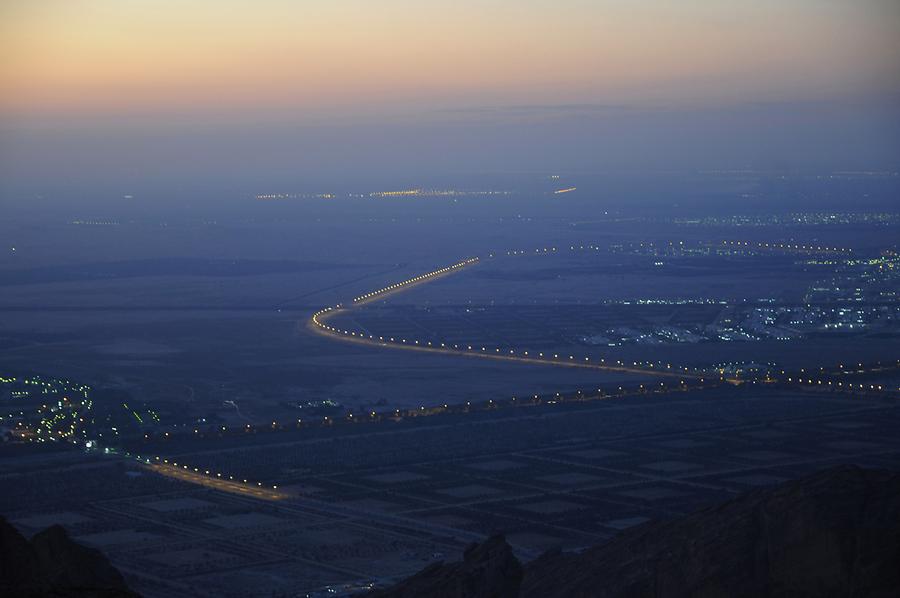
[
  {"xmin": 675, "ymin": 212, "xmax": 899, "ymax": 228},
  {"xmin": 256, "ymin": 189, "xmax": 512, "ymax": 201}
]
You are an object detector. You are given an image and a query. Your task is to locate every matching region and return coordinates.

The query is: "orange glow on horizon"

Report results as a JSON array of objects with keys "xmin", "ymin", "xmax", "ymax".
[{"xmin": 2, "ymin": 1, "xmax": 899, "ymax": 123}]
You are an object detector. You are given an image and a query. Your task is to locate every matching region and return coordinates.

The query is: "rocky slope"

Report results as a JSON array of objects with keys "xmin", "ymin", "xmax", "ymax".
[
  {"xmin": 372, "ymin": 465, "xmax": 900, "ymax": 598},
  {"xmin": 0, "ymin": 516, "xmax": 139, "ymax": 597},
  {"xmin": 370, "ymin": 534, "xmax": 522, "ymax": 598}
]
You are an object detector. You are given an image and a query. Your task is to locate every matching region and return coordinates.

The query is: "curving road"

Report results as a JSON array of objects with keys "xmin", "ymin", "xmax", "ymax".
[{"xmin": 309, "ymin": 254, "xmax": 702, "ymax": 380}]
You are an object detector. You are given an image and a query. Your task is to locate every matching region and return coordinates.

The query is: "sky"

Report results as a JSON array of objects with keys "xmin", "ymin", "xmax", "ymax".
[{"xmin": 2, "ymin": 0, "xmax": 899, "ymax": 198}]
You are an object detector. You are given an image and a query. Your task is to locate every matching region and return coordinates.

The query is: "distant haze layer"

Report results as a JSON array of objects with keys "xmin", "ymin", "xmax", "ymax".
[{"xmin": 1, "ymin": 0, "xmax": 899, "ymax": 197}]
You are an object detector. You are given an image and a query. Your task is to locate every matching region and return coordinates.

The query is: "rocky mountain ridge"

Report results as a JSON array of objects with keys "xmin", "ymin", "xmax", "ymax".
[{"xmin": 373, "ymin": 465, "xmax": 900, "ymax": 598}]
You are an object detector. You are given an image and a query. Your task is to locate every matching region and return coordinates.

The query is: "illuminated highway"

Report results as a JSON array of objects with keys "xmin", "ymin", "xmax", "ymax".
[
  {"xmin": 776, "ymin": 359, "xmax": 900, "ymax": 397},
  {"xmin": 308, "ymin": 239, "xmax": 890, "ymax": 381},
  {"xmin": 719, "ymin": 240, "xmax": 853, "ymax": 255},
  {"xmin": 309, "ymin": 253, "xmax": 702, "ymax": 380},
  {"xmin": 144, "ymin": 460, "xmax": 287, "ymax": 500},
  {"xmin": 122, "ymin": 361, "xmax": 896, "ymax": 502},
  {"xmin": 19, "ymin": 238, "xmax": 890, "ymax": 502}
]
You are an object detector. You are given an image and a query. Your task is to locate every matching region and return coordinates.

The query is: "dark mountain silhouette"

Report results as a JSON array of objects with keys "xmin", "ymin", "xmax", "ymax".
[
  {"xmin": 372, "ymin": 465, "xmax": 900, "ymax": 598},
  {"xmin": 0, "ymin": 516, "xmax": 139, "ymax": 597},
  {"xmin": 369, "ymin": 534, "xmax": 522, "ymax": 598}
]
